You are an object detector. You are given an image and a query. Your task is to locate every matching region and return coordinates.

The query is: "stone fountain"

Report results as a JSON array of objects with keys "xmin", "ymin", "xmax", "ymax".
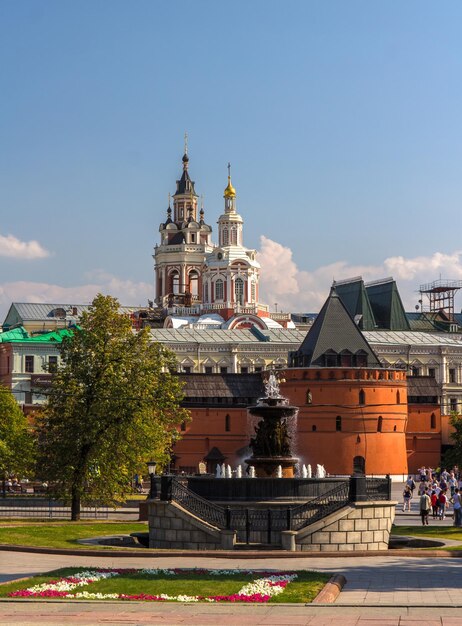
[{"xmin": 245, "ymin": 370, "xmax": 299, "ymax": 478}]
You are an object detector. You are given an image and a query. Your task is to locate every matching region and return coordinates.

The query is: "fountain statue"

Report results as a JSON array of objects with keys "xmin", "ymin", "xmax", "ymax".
[{"xmin": 246, "ymin": 369, "xmax": 299, "ymax": 477}]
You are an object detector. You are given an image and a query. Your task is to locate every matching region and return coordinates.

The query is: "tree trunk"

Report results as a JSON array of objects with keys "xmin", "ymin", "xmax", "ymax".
[{"xmin": 71, "ymin": 486, "xmax": 81, "ymax": 521}]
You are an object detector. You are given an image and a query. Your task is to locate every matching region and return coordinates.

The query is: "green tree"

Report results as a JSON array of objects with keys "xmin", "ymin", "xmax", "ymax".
[
  {"xmin": 37, "ymin": 294, "xmax": 189, "ymax": 520},
  {"xmin": 442, "ymin": 411, "xmax": 462, "ymax": 470},
  {"xmin": 0, "ymin": 385, "xmax": 35, "ymax": 497}
]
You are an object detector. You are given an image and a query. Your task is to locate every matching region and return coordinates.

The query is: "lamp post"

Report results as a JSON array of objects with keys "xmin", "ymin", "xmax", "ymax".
[{"xmin": 146, "ymin": 460, "xmax": 157, "ymax": 500}]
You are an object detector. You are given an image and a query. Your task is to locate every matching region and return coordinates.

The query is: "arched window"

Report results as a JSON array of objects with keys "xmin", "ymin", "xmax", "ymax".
[
  {"xmin": 312, "ymin": 424, "xmax": 317, "ymax": 432},
  {"xmin": 225, "ymin": 414, "xmax": 230, "ymax": 432},
  {"xmin": 171, "ymin": 271, "xmax": 180, "ymax": 294},
  {"xmin": 188, "ymin": 271, "xmax": 199, "ymax": 296},
  {"xmin": 431, "ymin": 413, "xmax": 436, "ymax": 429},
  {"xmin": 359, "ymin": 389, "xmax": 365, "ymax": 405},
  {"xmin": 396, "ymin": 391, "xmax": 401, "ymax": 404},
  {"xmin": 377, "ymin": 416, "xmax": 383, "ymax": 432},
  {"xmin": 336, "ymin": 416, "xmax": 342, "ymax": 431},
  {"xmin": 203, "ymin": 282, "xmax": 209, "ymax": 303},
  {"xmin": 230, "ymin": 227, "xmax": 237, "ymax": 245},
  {"xmin": 215, "ymin": 279, "xmax": 224, "ymax": 301},
  {"xmin": 235, "ymin": 278, "xmax": 244, "ymax": 305},
  {"xmin": 251, "ymin": 281, "xmax": 256, "ymax": 302},
  {"xmin": 222, "ymin": 228, "xmax": 229, "ymax": 246}
]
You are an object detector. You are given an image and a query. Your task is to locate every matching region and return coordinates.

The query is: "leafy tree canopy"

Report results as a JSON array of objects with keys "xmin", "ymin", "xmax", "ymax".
[
  {"xmin": 442, "ymin": 411, "xmax": 462, "ymax": 470},
  {"xmin": 0, "ymin": 384, "xmax": 35, "ymax": 484},
  {"xmin": 37, "ymin": 294, "xmax": 189, "ymax": 519}
]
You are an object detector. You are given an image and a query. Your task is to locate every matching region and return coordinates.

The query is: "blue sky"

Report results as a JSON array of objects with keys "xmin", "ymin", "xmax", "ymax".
[{"xmin": 1, "ymin": 1, "xmax": 462, "ymax": 319}]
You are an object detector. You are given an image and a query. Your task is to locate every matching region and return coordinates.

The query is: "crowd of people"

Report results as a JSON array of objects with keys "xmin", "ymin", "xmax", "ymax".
[{"xmin": 403, "ymin": 466, "xmax": 462, "ymax": 526}]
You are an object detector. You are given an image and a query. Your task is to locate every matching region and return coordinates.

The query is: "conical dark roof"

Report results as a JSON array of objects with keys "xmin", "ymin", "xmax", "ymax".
[
  {"xmin": 174, "ymin": 168, "xmax": 197, "ymax": 196},
  {"xmin": 292, "ymin": 288, "xmax": 382, "ymax": 367}
]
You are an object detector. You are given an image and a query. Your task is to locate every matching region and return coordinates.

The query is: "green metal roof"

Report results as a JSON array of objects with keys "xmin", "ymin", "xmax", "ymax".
[
  {"xmin": 365, "ymin": 279, "xmax": 410, "ymax": 331},
  {"xmin": 0, "ymin": 327, "xmax": 29, "ymax": 342},
  {"xmin": 0, "ymin": 326, "xmax": 76, "ymax": 343},
  {"xmin": 332, "ymin": 278, "xmax": 376, "ymax": 330}
]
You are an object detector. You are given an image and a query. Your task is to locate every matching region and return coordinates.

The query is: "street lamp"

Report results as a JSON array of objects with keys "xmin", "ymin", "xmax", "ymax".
[{"xmin": 146, "ymin": 460, "xmax": 157, "ymax": 500}]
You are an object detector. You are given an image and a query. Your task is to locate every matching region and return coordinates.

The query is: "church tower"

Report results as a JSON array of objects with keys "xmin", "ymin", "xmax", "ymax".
[
  {"xmin": 153, "ymin": 140, "xmax": 212, "ymax": 306},
  {"xmin": 202, "ymin": 165, "xmax": 260, "ymax": 318}
]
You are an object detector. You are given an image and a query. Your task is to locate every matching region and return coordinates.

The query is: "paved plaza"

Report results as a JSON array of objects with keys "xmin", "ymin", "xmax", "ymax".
[
  {"xmin": 2, "ymin": 550, "xmax": 462, "ymax": 624},
  {"xmin": 1, "ymin": 482, "xmax": 461, "ymax": 624}
]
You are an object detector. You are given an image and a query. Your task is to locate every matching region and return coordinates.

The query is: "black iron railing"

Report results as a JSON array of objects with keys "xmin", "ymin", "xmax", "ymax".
[
  {"xmin": 0, "ymin": 499, "xmax": 108, "ymax": 519},
  {"xmin": 289, "ymin": 481, "xmax": 350, "ymax": 531},
  {"xmin": 167, "ymin": 476, "xmax": 392, "ymax": 540},
  {"xmin": 170, "ymin": 478, "xmax": 227, "ymax": 529}
]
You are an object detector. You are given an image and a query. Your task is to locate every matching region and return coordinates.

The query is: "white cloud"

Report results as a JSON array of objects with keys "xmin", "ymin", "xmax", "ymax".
[
  {"xmin": 258, "ymin": 236, "xmax": 462, "ymax": 313},
  {"xmin": 0, "ymin": 274, "xmax": 153, "ymax": 322},
  {"xmin": 0, "ymin": 233, "xmax": 50, "ymax": 259}
]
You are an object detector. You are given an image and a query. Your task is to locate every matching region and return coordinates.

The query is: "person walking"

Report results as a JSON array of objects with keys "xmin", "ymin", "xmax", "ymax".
[
  {"xmin": 452, "ymin": 488, "xmax": 462, "ymax": 527},
  {"xmin": 402, "ymin": 485, "xmax": 412, "ymax": 512},
  {"xmin": 438, "ymin": 490, "xmax": 448, "ymax": 520},
  {"xmin": 406, "ymin": 475, "xmax": 416, "ymax": 496},
  {"xmin": 431, "ymin": 490, "xmax": 439, "ymax": 519},
  {"xmin": 420, "ymin": 490, "xmax": 431, "ymax": 526}
]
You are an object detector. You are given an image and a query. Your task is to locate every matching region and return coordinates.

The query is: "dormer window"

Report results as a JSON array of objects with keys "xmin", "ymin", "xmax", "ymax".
[{"xmin": 324, "ymin": 350, "xmax": 338, "ymax": 367}]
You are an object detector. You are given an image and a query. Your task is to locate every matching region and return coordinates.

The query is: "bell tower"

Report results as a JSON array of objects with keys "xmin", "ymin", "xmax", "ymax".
[
  {"xmin": 153, "ymin": 139, "xmax": 212, "ymax": 307},
  {"xmin": 202, "ymin": 165, "xmax": 260, "ymax": 314}
]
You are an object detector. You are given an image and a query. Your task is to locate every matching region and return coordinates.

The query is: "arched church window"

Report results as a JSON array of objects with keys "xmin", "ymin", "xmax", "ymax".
[
  {"xmin": 235, "ymin": 278, "xmax": 244, "ymax": 305},
  {"xmin": 377, "ymin": 416, "xmax": 383, "ymax": 432},
  {"xmin": 188, "ymin": 271, "xmax": 199, "ymax": 296},
  {"xmin": 359, "ymin": 389, "xmax": 366, "ymax": 405},
  {"xmin": 222, "ymin": 229, "xmax": 229, "ymax": 246},
  {"xmin": 431, "ymin": 413, "xmax": 436, "ymax": 429},
  {"xmin": 204, "ymin": 282, "xmax": 209, "ymax": 303},
  {"xmin": 215, "ymin": 279, "xmax": 224, "ymax": 301},
  {"xmin": 230, "ymin": 227, "xmax": 237, "ymax": 245},
  {"xmin": 251, "ymin": 281, "xmax": 256, "ymax": 302},
  {"xmin": 171, "ymin": 272, "xmax": 180, "ymax": 295}
]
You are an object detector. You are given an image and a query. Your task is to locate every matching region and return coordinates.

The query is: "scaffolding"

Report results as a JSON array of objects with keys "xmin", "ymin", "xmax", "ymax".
[{"xmin": 419, "ymin": 279, "xmax": 462, "ymax": 319}]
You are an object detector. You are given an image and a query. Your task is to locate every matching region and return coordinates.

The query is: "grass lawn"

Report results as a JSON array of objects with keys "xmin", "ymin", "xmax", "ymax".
[
  {"xmin": 0, "ymin": 522, "xmax": 147, "ymax": 550},
  {"xmin": 0, "ymin": 567, "xmax": 329, "ymax": 603},
  {"xmin": 391, "ymin": 525, "xmax": 462, "ymax": 549}
]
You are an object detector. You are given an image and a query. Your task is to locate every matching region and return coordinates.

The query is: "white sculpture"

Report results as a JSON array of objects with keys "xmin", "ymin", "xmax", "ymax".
[
  {"xmin": 249, "ymin": 466, "xmax": 256, "ymax": 478},
  {"xmin": 301, "ymin": 464, "xmax": 308, "ymax": 478},
  {"xmin": 307, "ymin": 464, "xmax": 312, "ymax": 478},
  {"xmin": 226, "ymin": 464, "xmax": 232, "ymax": 478},
  {"xmin": 277, "ymin": 465, "xmax": 283, "ymax": 478},
  {"xmin": 215, "ymin": 464, "xmax": 221, "ymax": 478},
  {"xmin": 264, "ymin": 371, "xmax": 280, "ymax": 399},
  {"xmin": 236, "ymin": 465, "xmax": 242, "ymax": 478}
]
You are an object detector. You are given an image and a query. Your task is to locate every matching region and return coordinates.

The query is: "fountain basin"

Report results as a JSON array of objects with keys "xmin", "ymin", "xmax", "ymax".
[
  {"xmin": 245, "ymin": 456, "xmax": 299, "ymax": 478},
  {"xmin": 186, "ymin": 476, "xmax": 346, "ymax": 501}
]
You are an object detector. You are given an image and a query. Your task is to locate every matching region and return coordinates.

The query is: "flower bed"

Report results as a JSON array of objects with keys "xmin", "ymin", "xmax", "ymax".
[{"xmin": 6, "ymin": 568, "xmax": 305, "ymax": 603}]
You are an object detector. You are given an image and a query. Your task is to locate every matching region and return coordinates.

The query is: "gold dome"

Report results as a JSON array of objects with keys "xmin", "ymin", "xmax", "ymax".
[{"xmin": 224, "ymin": 175, "xmax": 236, "ymax": 198}]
